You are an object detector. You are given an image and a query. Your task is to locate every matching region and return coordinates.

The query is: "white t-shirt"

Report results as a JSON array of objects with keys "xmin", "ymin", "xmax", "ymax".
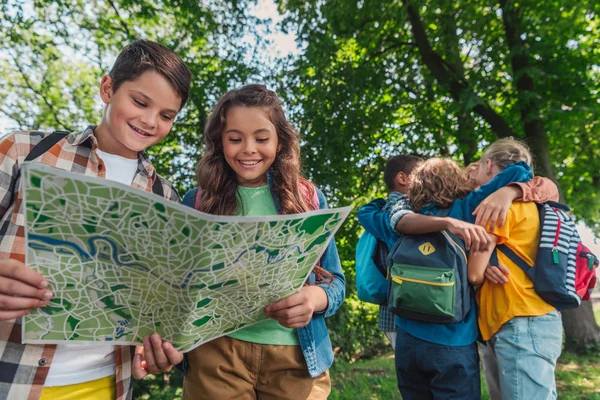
[{"xmin": 44, "ymin": 149, "xmax": 139, "ymax": 386}]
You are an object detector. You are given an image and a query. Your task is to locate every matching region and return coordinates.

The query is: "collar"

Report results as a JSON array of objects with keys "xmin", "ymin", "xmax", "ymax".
[{"xmin": 68, "ymin": 125, "xmax": 157, "ymax": 179}]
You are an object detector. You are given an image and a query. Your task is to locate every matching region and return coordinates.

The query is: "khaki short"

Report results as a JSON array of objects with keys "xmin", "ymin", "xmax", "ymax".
[{"xmin": 183, "ymin": 336, "xmax": 331, "ymax": 400}]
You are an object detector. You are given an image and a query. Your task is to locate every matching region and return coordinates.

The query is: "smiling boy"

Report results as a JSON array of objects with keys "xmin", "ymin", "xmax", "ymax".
[{"xmin": 0, "ymin": 40, "xmax": 191, "ymax": 400}]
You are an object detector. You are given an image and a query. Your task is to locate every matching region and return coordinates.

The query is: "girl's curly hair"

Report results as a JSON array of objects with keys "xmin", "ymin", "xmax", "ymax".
[
  {"xmin": 195, "ymin": 84, "xmax": 332, "ymax": 282},
  {"xmin": 408, "ymin": 158, "xmax": 476, "ymax": 212}
]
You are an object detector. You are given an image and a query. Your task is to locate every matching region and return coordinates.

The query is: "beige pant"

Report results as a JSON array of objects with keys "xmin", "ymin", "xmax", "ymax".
[{"xmin": 183, "ymin": 336, "xmax": 331, "ymax": 400}]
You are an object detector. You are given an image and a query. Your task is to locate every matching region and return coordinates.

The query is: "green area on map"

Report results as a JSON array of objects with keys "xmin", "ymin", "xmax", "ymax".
[{"xmin": 21, "ymin": 164, "xmax": 350, "ymax": 352}]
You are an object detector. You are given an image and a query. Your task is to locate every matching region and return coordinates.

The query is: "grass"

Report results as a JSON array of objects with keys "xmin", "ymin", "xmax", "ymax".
[
  {"xmin": 329, "ymin": 353, "xmax": 401, "ymax": 400},
  {"xmin": 135, "ymin": 302, "xmax": 600, "ymax": 400},
  {"xmin": 329, "ymin": 348, "xmax": 600, "ymax": 400},
  {"xmin": 330, "ymin": 301, "xmax": 600, "ymax": 400}
]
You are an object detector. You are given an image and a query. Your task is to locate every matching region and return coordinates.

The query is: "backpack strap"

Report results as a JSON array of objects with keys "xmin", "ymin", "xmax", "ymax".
[
  {"xmin": 372, "ymin": 239, "xmax": 389, "ymax": 277},
  {"xmin": 195, "ymin": 188, "xmax": 203, "ymax": 210},
  {"xmin": 152, "ymin": 175, "xmax": 165, "ymax": 197},
  {"xmin": 25, "ymin": 131, "xmax": 69, "ymax": 162},
  {"xmin": 299, "ymin": 181, "xmax": 320, "ymax": 209},
  {"xmin": 493, "ymin": 244, "xmax": 531, "ymax": 274},
  {"xmin": 15, "ymin": 131, "xmax": 69, "ymax": 182}
]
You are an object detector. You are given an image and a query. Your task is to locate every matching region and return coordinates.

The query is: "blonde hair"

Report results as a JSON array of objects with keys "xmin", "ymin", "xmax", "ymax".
[
  {"xmin": 464, "ymin": 160, "xmax": 480, "ymax": 183},
  {"xmin": 408, "ymin": 158, "xmax": 476, "ymax": 212},
  {"xmin": 481, "ymin": 138, "xmax": 533, "ymax": 171}
]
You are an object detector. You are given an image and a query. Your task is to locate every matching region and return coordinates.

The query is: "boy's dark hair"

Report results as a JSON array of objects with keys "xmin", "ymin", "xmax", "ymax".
[
  {"xmin": 383, "ymin": 154, "xmax": 424, "ymax": 191},
  {"xmin": 109, "ymin": 40, "xmax": 192, "ymax": 110}
]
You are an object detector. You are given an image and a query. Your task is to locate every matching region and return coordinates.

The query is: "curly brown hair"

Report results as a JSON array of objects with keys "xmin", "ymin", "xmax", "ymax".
[
  {"xmin": 196, "ymin": 84, "xmax": 331, "ymax": 281},
  {"xmin": 408, "ymin": 158, "xmax": 476, "ymax": 212}
]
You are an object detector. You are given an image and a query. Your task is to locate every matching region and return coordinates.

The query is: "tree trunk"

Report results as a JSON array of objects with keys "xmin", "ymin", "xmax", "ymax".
[
  {"xmin": 402, "ymin": 0, "xmax": 517, "ymax": 138},
  {"xmin": 562, "ymin": 302, "xmax": 600, "ymax": 352}
]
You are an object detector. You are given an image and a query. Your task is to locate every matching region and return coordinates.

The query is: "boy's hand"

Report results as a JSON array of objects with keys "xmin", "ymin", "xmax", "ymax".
[
  {"xmin": 264, "ymin": 286, "xmax": 327, "ymax": 329},
  {"xmin": 0, "ymin": 259, "xmax": 52, "ymax": 320},
  {"xmin": 446, "ymin": 218, "xmax": 491, "ymax": 252},
  {"xmin": 132, "ymin": 334, "xmax": 183, "ymax": 379},
  {"xmin": 473, "ymin": 186, "xmax": 521, "ymax": 231},
  {"xmin": 485, "ymin": 263, "xmax": 510, "ymax": 284}
]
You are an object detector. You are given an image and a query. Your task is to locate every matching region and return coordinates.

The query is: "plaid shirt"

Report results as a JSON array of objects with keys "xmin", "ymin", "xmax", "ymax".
[
  {"xmin": 379, "ymin": 192, "xmax": 413, "ymax": 331},
  {"xmin": 0, "ymin": 126, "xmax": 179, "ymax": 400}
]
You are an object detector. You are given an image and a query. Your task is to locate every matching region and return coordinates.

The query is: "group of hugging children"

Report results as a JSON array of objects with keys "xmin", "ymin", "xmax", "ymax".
[{"xmin": 0, "ymin": 39, "xmax": 565, "ymax": 400}]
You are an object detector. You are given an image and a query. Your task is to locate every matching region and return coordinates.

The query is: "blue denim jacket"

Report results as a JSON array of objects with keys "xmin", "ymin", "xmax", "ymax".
[{"xmin": 181, "ymin": 177, "xmax": 345, "ymax": 377}]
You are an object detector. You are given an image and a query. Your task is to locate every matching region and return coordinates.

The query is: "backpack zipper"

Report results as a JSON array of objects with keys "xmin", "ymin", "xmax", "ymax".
[
  {"xmin": 579, "ymin": 251, "xmax": 598, "ymax": 271},
  {"xmin": 441, "ymin": 230, "xmax": 467, "ymax": 263},
  {"xmin": 392, "ymin": 275, "xmax": 455, "ymax": 287},
  {"xmin": 552, "ymin": 208, "xmax": 561, "ymax": 264}
]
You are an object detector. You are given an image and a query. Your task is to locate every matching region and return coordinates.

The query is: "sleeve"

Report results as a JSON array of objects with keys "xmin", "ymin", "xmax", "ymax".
[
  {"xmin": 182, "ymin": 188, "xmax": 199, "ymax": 208},
  {"xmin": 388, "ymin": 197, "xmax": 415, "ymax": 230},
  {"xmin": 511, "ymin": 177, "xmax": 559, "ymax": 203},
  {"xmin": 490, "ymin": 206, "xmax": 516, "ymax": 245},
  {"xmin": 314, "ymin": 188, "xmax": 346, "ymax": 318},
  {"xmin": 357, "ymin": 199, "xmax": 397, "ymax": 242},
  {"xmin": 0, "ymin": 133, "xmax": 20, "ymax": 221},
  {"xmin": 162, "ymin": 179, "xmax": 181, "ymax": 203},
  {"xmin": 460, "ymin": 161, "xmax": 533, "ymax": 223}
]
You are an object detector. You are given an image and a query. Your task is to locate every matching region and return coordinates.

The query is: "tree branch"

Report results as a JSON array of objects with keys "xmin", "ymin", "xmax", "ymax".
[
  {"xmin": 499, "ymin": 0, "xmax": 556, "ymax": 181},
  {"xmin": 0, "ymin": 107, "xmax": 28, "ymax": 130},
  {"xmin": 401, "ymin": 0, "xmax": 516, "ymax": 138},
  {"xmin": 105, "ymin": 0, "xmax": 133, "ymax": 39},
  {"xmin": 9, "ymin": 53, "xmax": 70, "ymax": 131}
]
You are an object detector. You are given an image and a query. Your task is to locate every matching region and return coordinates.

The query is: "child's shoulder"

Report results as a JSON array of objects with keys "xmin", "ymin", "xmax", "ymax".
[
  {"xmin": 0, "ymin": 130, "xmax": 57, "ymax": 159},
  {"xmin": 509, "ymin": 201, "xmax": 539, "ymax": 219},
  {"xmin": 182, "ymin": 188, "xmax": 200, "ymax": 208},
  {"xmin": 153, "ymin": 174, "xmax": 180, "ymax": 202},
  {"xmin": 2, "ymin": 130, "xmax": 53, "ymax": 145}
]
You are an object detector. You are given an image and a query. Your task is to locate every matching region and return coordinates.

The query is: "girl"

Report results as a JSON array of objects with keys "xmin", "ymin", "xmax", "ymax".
[
  {"xmin": 470, "ymin": 139, "xmax": 561, "ymax": 400},
  {"xmin": 181, "ymin": 84, "xmax": 344, "ymax": 400},
  {"xmin": 408, "ymin": 139, "xmax": 561, "ymax": 400}
]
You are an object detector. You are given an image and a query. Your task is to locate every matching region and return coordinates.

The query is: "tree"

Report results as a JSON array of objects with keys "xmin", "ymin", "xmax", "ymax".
[
  {"xmin": 278, "ymin": 0, "xmax": 600, "ymax": 353},
  {"xmin": 0, "ymin": 0, "xmax": 260, "ymax": 193}
]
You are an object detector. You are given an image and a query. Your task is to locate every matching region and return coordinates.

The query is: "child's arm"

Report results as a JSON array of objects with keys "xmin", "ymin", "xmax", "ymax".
[
  {"xmin": 265, "ymin": 188, "xmax": 345, "ymax": 327},
  {"xmin": 357, "ymin": 198, "xmax": 397, "ymax": 242},
  {"xmin": 463, "ymin": 161, "xmax": 533, "ymax": 214},
  {"xmin": 0, "ymin": 133, "xmax": 54, "ymax": 320},
  {"xmin": 472, "ymin": 177, "xmax": 559, "ymax": 230},
  {"xmin": 395, "ymin": 214, "xmax": 491, "ymax": 252},
  {"xmin": 467, "ymin": 234, "xmax": 499, "ymax": 286}
]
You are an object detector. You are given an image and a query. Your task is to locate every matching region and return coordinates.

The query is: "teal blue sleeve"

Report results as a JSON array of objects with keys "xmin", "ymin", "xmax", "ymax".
[{"xmin": 450, "ymin": 161, "xmax": 533, "ymax": 223}]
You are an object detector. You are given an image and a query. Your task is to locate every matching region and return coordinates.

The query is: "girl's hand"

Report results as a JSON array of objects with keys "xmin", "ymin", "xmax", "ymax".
[
  {"xmin": 484, "ymin": 263, "xmax": 510, "ymax": 284},
  {"xmin": 0, "ymin": 259, "xmax": 52, "ymax": 320},
  {"xmin": 446, "ymin": 218, "xmax": 491, "ymax": 252},
  {"xmin": 132, "ymin": 334, "xmax": 183, "ymax": 379},
  {"xmin": 473, "ymin": 186, "xmax": 521, "ymax": 230},
  {"xmin": 264, "ymin": 286, "xmax": 328, "ymax": 329}
]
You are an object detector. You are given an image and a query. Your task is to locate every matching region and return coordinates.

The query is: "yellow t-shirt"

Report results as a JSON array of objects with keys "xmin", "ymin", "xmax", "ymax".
[
  {"xmin": 477, "ymin": 202, "xmax": 555, "ymax": 341},
  {"xmin": 39, "ymin": 375, "xmax": 115, "ymax": 400}
]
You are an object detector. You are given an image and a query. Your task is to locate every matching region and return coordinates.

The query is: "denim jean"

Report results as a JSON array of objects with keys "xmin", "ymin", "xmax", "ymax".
[
  {"xmin": 395, "ymin": 330, "xmax": 480, "ymax": 400},
  {"xmin": 482, "ymin": 310, "xmax": 562, "ymax": 400}
]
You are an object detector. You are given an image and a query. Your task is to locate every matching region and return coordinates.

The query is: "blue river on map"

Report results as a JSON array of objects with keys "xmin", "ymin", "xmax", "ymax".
[{"xmin": 28, "ymin": 234, "xmax": 321, "ymax": 290}]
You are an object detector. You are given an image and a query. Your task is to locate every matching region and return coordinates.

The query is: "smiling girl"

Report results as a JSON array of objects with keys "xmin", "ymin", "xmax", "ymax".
[{"xmin": 181, "ymin": 84, "xmax": 344, "ymax": 399}]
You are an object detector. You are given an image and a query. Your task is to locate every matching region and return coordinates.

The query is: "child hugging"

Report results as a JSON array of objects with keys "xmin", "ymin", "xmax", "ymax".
[
  {"xmin": 181, "ymin": 84, "xmax": 344, "ymax": 400},
  {"xmin": 408, "ymin": 139, "xmax": 562, "ymax": 400}
]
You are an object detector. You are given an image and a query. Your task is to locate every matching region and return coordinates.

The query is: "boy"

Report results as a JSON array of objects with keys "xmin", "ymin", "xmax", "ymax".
[
  {"xmin": 0, "ymin": 40, "xmax": 191, "ymax": 399},
  {"xmin": 357, "ymin": 154, "xmax": 423, "ymax": 349},
  {"xmin": 358, "ymin": 155, "xmax": 489, "ymax": 349}
]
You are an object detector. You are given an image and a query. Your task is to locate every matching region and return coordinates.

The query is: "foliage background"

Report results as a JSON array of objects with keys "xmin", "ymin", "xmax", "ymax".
[{"xmin": 1, "ymin": 0, "xmax": 599, "ymax": 382}]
